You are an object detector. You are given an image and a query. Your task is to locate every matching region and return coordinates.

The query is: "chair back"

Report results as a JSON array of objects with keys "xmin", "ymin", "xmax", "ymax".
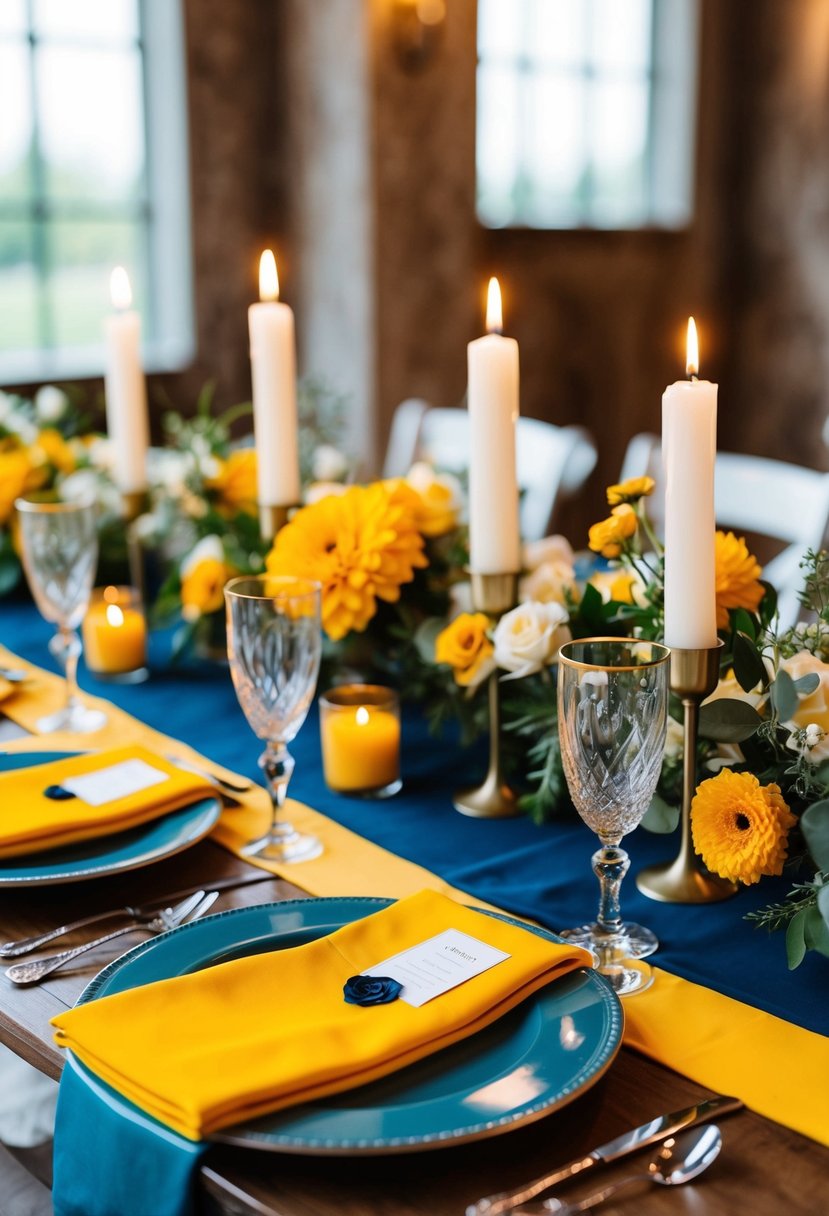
[
  {"xmin": 384, "ymin": 402, "xmax": 597, "ymax": 540},
  {"xmin": 619, "ymin": 432, "xmax": 829, "ymax": 627}
]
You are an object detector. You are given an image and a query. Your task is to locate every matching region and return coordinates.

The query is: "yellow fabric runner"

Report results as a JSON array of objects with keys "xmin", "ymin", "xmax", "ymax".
[
  {"xmin": 2, "ymin": 644, "xmax": 828, "ymax": 1146},
  {"xmin": 52, "ymin": 890, "xmax": 591, "ymax": 1139}
]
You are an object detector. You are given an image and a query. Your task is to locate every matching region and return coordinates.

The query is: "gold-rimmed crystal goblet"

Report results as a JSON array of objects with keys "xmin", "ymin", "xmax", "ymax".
[
  {"xmin": 225, "ymin": 575, "xmax": 323, "ymax": 863},
  {"xmin": 15, "ymin": 496, "xmax": 107, "ymax": 733},
  {"xmin": 557, "ymin": 638, "xmax": 671, "ymax": 996}
]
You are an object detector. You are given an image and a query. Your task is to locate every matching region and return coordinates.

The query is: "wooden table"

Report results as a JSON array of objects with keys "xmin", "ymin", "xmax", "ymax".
[{"xmin": 0, "ymin": 837, "xmax": 825, "ymax": 1216}]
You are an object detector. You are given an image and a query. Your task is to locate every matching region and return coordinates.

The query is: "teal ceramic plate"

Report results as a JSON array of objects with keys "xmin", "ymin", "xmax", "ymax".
[
  {"xmin": 77, "ymin": 897, "xmax": 623, "ymax": 1154},
  {"xmin": 0, "ymin": 751, "xmax": 222, "ymax": 887}
]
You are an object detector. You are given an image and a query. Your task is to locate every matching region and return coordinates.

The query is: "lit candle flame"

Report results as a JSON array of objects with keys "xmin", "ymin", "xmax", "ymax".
[
  {"xmin": 110, "ymin": 266, "xmax": 132, "ymax": 311},
  {"xmin": 686, "ymin": 316, "xmax": 699, "ymax": 377},
  {"xmin": 259, "ymin": 250, "xmax": 279, "ymax": 302},
  {"xmin": 105, "ymin": 604, "xmax": 125, "ymax": 628},
  {"xmin": 485, "ymin": 276, "xmax": 503, "ymax": 334},
  {"xmin": 356, "ymin": 706, "xmax": 370, "ymax": 726}
]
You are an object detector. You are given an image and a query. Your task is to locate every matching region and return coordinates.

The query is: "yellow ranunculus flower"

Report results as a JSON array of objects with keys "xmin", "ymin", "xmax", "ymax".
[
  {"xmin": 395, "ymin": 463, "xmax": 462, "ymax": 537},
  {"xmin": 587, "ymin": 503, "xmax": 637, "ymax": 558},
  {"xmin": 35, "ymin": 428, "xmax": 76, "ymax": 475},
  {"xmin": 0, "ymin": 449, "xmax": 36, "ymax": 524},
  {"xmin": 267, "ymin": 482, "xmax": 427, "ymax": 641},
  {"xmin": 181, "ymin": 558, "xmax": 234, "ymax": 621},
  {"xmin": 714, "ymin": 530, "xmax": 764, "ymax": 628},
  {"xmin": 435, "ymin": 612, "xmax": 494, "ymax": 688},
  {"xmin": 605, "ymin": 476, "xmax": 655, "ymax": 506},
  {"xmin": 691, "ymin": 768, "xmax": 796, "ymax": 885},
  {"xmin": 206, "ymin": 449, "xmax": 258, "ymax": 516}
]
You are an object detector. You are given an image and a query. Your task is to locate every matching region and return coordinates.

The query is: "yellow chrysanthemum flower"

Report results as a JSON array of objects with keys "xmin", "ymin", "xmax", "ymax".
[
  {"xmin": 181, "ymin": 557, "xmax": 234, "ymax": 621},
  {"xmin": 266, "ymin": 482, "xmax": 427, "ymax": 641},
  {"xmin": 206, "ymin": 449, "xmax": 258, "ymax": 516},
  {"xmin": 35, "ymin": 429, "xmax": 76, "ymax": 475},
  {"xmin": 605, "ymin": 476, "xmax": 655, "ymax": 506},
  {"xmin": 715, "ymin": 530, "xmax": 764, "ymax": 628},
  {"xmin": 0, "ymin": 449, "xmax": 36, "ymax": 524},
  {"xmin": 587, "ymin": 503, "xmax": 637, "ymax": 558},
  {"xmin": 691, "ymin": 768, "xmax": 797, "ymax": 885},
  {"xmin": 435, "ymin": 612, "xmax": 494, "ymax": 688}
]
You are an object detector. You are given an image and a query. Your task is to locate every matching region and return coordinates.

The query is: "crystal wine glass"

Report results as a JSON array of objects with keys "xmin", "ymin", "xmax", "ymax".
[
  {"xmin": 557, "ymin": 638, "xmax": 671, "ymax": 995},
  {"xmin": 225, "ymin": 575, "xmax": 323, "ymax": 862},
  {"xmin": 15, "ymin": 496, "xmax": 107, "ymax": 733}
]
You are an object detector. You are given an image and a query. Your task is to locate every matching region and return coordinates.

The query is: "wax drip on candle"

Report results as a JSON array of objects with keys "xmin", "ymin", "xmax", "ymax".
[
  {"xmin": 686, "ymin": 316, "xmax": 699, "ymax": 382},
  {"xmin": 485, "ymin": 276, "xmax": 503, "ymax": 335}
]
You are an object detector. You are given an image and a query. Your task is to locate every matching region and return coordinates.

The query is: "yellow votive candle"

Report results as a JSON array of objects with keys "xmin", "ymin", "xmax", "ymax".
[
  {"xmin": 320, "ymin": 685, "xmax": 402, "ymax": 797},
  {"xmin": 83, "ymin": 586, "xmax": 147, "ymax": 677}
]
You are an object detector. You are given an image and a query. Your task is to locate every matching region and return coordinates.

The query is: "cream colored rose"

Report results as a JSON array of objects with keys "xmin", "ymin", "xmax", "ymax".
[
  {"xmin": 703, "ymin": 670, "xmax": 765, "ymax": 709},
  {"xmin": 779, "ymin": 650, "xmax": 829, "ymax": 763},
  {"xmin": 522, "ymin": 534, "xmax": 575, "ymax": 571},
  {"xmin": 493, "ymin": 601, "xmax": 571, "ymax": 680},
  {"xmin": 520, "ymin": 559, "xmax": 576, "ymax": 606}
]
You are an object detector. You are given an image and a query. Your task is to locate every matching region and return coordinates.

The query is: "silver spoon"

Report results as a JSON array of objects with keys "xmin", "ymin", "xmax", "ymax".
[{"xmin": 519, "ymin": 1124, "xmax": 722, "ymax": 1215}]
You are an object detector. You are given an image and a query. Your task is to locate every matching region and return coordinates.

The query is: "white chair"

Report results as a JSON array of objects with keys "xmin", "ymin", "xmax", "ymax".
[
  {"xmin": 383, "ymin": 401, "xmax": 597, "ymax": 541},
  {"xmin": 619, "ymin": 432, "xmax": 829, "ymax": 627}
]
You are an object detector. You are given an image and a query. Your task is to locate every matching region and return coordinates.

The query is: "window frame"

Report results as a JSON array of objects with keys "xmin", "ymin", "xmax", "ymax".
[{"xmin": 0, "ymin": 0, "xmax": 194, "ymax": 385}]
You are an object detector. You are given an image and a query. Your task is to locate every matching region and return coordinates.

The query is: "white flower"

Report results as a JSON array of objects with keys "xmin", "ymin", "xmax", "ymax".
[
  {"xmin": 304, "ymin": 481, "xmax": 349, "ymax": 505},
  {"xmin": 180, "ymin": 534, "xmax": 225, "ymax": 578},
  {"xmin": 34, "ymin": 385, "xmax": 69, "ymax": 423},
  {"xmin": 522, "ymin": 534, "xmax": 574, "ymax": 571},
  {"xmin": 520, "ymin": 558, "xmax": 575, "ymax": 606},
  {"xmin": 312, "ymin": 444, "xmax": 348, "ymax": 482},
  {"xmin": 87, "ymin": 437, "xmax": 115, "ymax": 473},
  {"xmin": 779, "ymin": 650, "xmax": 829, "ymax": 763},
  {"xmin": 493, "ymin": 601, "xmax": 571, "ymax": 681},
  {"xmin": 150, "ymin": 449, "xmax": 195, "ymax": 495}
]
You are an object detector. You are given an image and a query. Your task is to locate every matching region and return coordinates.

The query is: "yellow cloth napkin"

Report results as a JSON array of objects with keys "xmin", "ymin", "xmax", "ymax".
[
  {"xmin": 0, "ymin": 746, "xmax": 216, "ymax": 858},
  {"xmin": 52, "ymin": 889, "xmax": 592, "ymax": 1140}
]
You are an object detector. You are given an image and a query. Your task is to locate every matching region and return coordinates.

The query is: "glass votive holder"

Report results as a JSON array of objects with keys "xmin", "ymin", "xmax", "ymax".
[
  {"xmin": 82, "ymin": 585, "xmax": 149, "ymax": 683},
  {"xmin": 319, "ymin": 684, "xmax": 402, "ymax": 798}
]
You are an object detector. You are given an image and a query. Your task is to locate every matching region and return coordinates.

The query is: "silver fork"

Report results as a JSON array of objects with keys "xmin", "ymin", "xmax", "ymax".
[
  {"xmin": 2, "ymin": 894, "xmax": 211, "ymax": 959},
  {"xmin": 4, "ymin": 890, "xmax": 218, "ymax": 985}
]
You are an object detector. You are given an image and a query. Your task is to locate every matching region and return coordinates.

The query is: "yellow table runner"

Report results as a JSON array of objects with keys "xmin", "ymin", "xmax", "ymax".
[{"xmin": 2, "ymin": 644, "xmax": 827, "ymax": 1147}]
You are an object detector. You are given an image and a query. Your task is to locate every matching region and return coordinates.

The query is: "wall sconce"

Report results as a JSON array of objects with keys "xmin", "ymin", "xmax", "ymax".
[{"xmin": 392, "ymin": 0, "xmax": 446, "ymax": 71}]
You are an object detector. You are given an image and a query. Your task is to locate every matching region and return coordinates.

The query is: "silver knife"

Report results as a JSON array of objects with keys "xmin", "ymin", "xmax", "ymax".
[{"xmin": 466, "ymin": 1094, "xmax": 743, "ymax": 1216}]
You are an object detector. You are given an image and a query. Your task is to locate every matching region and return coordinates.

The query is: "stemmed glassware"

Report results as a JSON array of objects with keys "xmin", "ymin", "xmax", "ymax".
[
  {"xmin": 15, "ymin": 496, "xmax": 107, "ymax": 733},
  {"xmin": 225, "ymin": 575, "xmax": 323, "ymax": 862},
  {"xmin": 557, "ymin": 638, "xmax": 671, "ymax": 995}
]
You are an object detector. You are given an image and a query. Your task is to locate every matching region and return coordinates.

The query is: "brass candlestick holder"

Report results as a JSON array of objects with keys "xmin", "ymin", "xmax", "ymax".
[
  {"xmin": 453, "ymin": 570, "xmax": 519, "ymax": 819},
  {"xmin": 259, "ymin": 503, "xmax": 294, "ymax": 543},
  {"xmin": 121, "ymin": 491, "xmax": 149, "ymax": 607},
  {"xmin": 637, "ymin": 639, "xmax": 738, "ymax": 903}
]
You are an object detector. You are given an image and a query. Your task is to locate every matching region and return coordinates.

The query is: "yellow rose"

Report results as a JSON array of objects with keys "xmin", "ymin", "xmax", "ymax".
[
  {"xmin": 435, "ymin": 612, "xmax": 494, "ymax": 688},
  {"xmin": 779, "ymin": 650, "xmax": 829, "ymax": 763},
  {"xmin": 387, "ymin": 464, "xmax": 462, "ymax": 538},
  {"xmin": 206, "ymin": 449, "xmax": 258, "ymax": 516},
  {"xmin": 181, "ymin": 558, "xmax": 233, "ymax": 621},
  {"xmin": 0, "ymin": 449, "xmax": 36, "ymax": 524},
  {"xmin": 605, "ymin": 476, "xmax": 655, "ymax": 506},
  {"xmin": 587, "ymin": 503, "xmax": 637, "ymax": 558},
  {"xmin": 35, "ymin": 428, "xmax": 76, "ymax": 475}
]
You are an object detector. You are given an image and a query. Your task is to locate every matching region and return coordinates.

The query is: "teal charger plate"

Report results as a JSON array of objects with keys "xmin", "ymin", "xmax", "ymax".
[
  {"xmin": 76, "ymin": 896, "xmax": 623, "ymax": 1154},
  {"xmin": 0, "ymin": 751, "xmax": 222, "ymax": 886}
]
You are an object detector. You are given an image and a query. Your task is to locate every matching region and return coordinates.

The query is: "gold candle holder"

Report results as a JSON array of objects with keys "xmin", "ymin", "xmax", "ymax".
[
  {"xmin": 258, "ymin": 503, "xmax": 294, "ymax": 542},
  {"xmin": 453, "ymin": 571, "xmax": 519, "ymax": 819},
  {"xmin": 120, "ymin": 491, "xmax": 149, "ymax": 608},
  {"xmin": 636, "ymin": 640, "xmax": 738, "ymax": 903}
]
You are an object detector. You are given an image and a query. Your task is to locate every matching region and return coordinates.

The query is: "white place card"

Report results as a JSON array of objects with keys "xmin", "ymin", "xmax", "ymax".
[
  {"xmin": 362, "ymin": 928, "xmax": 510, "ymax": 1008},
  {"xmin": 62, "ymin": 759, "xmax": 170, "ymax": 807}
]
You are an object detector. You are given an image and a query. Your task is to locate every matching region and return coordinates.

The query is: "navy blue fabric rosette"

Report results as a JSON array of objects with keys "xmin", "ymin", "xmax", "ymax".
[{"xmin": 343, "ymin": 975, "xmax": 403, "ymax": 1006}]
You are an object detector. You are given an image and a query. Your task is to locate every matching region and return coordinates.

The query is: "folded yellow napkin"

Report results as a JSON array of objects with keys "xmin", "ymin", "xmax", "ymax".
[
  {"xmin": 0, "ymin": 746, "xmax": 216, "ymax": 858},
  {"xmin": 52, "ymin": 889, "xmax": 593, "ymax": 1140}
]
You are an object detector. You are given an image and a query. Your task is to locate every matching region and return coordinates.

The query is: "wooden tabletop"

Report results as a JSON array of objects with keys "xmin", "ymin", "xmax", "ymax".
[{"xmin": 0, "ymin": 838, "xmax": 825, "ymax": 1216}]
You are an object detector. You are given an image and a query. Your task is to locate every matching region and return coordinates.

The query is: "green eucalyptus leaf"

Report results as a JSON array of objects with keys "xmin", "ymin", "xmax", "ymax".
[
  {"xmin": 801, "ymin": 801, "xmax": 829, "ymax": 872},
  {"xmin": 414, "ymin": 617, "xmax": 448, "ymax": 665},
  {"xmin": 806, "ymin": 901, "xmax": 829, "ymax": 957},
  {"xmin": 785, "ymin": 908, "xmax": 807, "ymax": 970},
  {"xmin": 640, "ymin": 793, "xmax": 680, "ymax": 834},
  {"xmin": 793, "ymin": 673, "xmax": 820, "ymax": 696},
  {"xmin": 733, "ymin": 631, "xmax": 768, "ymax": 694},
  {"xmin": 697, "ymin": 698, "xmax": 763, "ymax": 742},
  {"xmin": 770, "ymin": 669, "xmax": 798, "ymax": 722}
]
